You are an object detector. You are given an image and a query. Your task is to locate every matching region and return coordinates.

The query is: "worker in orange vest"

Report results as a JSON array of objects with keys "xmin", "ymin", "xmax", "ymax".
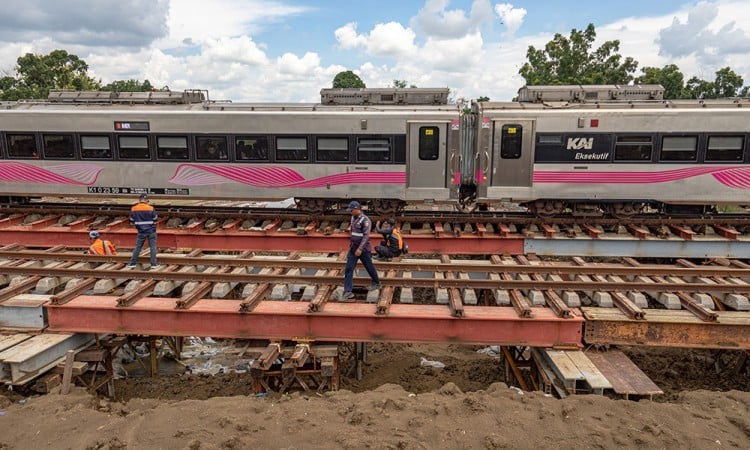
[{"xmin": 87, "ymin": 230, "xmax": 117, "ymax": 255}]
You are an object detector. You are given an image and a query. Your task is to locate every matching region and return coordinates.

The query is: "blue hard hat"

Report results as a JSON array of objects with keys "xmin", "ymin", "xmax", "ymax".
[
  {"xmin": 89, "ymin": 230, "xmax": 100, "ymax": 239},
  {"xmin": 346, "ymin": 200, "xmax": 361, "ymax": 211}
]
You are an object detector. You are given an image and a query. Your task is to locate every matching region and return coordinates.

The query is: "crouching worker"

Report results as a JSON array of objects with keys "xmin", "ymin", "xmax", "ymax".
[
  {"xmin": 374, "ymin": 218, "xmax": 403, "ymax": 261},
  {"xmin": 87, "ymin": 230, "xmax": 117, "ymax": 255}
]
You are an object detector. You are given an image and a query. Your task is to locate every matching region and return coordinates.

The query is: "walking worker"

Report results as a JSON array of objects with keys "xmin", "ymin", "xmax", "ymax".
[
  {"xmin": 127, "ymin": 193, "xmax": 159, "ymax": 269},
  {"xmin": 374, "ymin": 218, "xmax": 402, "ymax": 261},
  {"xmin": 87, "ymin": 230, "xmax": 117, "ymax": 255},
  {"xmin": 341, "ymin": 200, "xmax": 381, "ymax": 300}
]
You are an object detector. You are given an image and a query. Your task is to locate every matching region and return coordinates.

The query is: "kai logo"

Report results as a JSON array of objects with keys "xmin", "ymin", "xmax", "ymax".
[{"xmin": 566, "ymin": 137, "xmax": 594, "ymax": 150}]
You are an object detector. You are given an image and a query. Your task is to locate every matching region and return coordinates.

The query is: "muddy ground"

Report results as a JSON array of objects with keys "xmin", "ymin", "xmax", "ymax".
[{"xmin": 1, "ymin": 343, "xmax": 749, "ymax": 449}]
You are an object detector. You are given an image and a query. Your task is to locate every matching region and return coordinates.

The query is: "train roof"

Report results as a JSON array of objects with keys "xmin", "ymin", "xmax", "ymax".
[{"xmin": 0, "ymin": 88, "xmax": 459, "ymax": 113}]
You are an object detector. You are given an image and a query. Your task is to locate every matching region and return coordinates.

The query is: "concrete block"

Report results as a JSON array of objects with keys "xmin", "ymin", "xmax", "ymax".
[
  {"xmin": 399, "ymin": 271, "xmax": 413, "ymax": 304},
  {"xmin": 692, "ymin": 293, "xmax": 715, "ymax": 310},
  {"xmin": 562, "ymin": 291, "xmax": 581, "ymax": 307},
  {"xmin": 627, "ymin": 292, "xmax": 649, "ymax": 309},
  {"xmin": 592, "ymin": 292, "xmax": 613, "ymax": 308},
  {"xmin": 657, "ymin": 293, "xmax": 681, "ymax": 309},
  {"xmin": 434, "ymin": 272, "xmax": 448, "ymax": 304},
  {"xmin": 459, "ymin": 272, "xmax": 477, "ymax": 305},
  {"xmin": 301, "ymin": 269, "xmax": 328, "ymax": 301},
  {"xmin": 211, "ymin": 267, "xmax": 247, "ymax": 299},
  {"xmin": 720, "ymin": 294, "xmax": 750, "ymax": 311}
]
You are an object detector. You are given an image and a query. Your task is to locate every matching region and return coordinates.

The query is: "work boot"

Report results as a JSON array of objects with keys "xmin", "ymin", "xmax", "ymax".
[
  {"xmin": 340, "ymin": 291, "xmax": 355, "ymax": 301},
  {"xmin": 367, "ymin": 282, "xmax": 382, "ymax": 291}
]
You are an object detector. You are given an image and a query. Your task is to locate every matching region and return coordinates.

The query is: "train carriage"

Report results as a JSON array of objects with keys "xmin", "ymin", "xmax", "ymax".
[{"xmin": 0, "ymin": 85, "xmax": 748, "ymax": 216}]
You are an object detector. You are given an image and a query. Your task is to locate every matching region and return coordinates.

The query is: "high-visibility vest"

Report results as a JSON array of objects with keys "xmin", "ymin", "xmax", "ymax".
[
  {"xmin": 88, "ymin": 238, "xmax": 117, "ymax": 255},
  {"xmin": 392, "ymin": 229, "xmax": 404, "ymax": 251}
]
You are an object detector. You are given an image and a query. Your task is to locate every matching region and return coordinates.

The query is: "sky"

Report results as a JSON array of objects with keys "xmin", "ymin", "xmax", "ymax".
[{"xmin": 1, "ymin": 0, "xmax": 749, "ymax": 102}]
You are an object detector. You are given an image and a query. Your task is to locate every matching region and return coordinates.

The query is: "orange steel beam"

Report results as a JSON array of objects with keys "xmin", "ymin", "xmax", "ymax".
[
  {"xmin": 583, "ymin": 308, "xmax": 750, "ymax": 349},
  {"xmin": 47, "ymin": 296, "xmax": 583, "ymax": 347},
  {"xmin": 0, "ymin": 229, "xmax": 525, "ymax": 255}
]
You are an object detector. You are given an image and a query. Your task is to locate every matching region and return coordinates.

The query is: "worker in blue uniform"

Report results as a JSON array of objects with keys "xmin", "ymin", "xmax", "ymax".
[
  {"xmin": 127, "ymin": 193, "xmax": 159, "ymax": 269},
  {"xmin": 341, "ymin": 200, "xmax": 381, "ymax": 300}
]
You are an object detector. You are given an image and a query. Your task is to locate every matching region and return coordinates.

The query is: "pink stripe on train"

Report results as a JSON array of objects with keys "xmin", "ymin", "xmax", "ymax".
[
  {"xmin": 169, "ymin": 164, "xmax": 406, "ymax": 187},
  {"xmin": 0, "ymin": 162, "xmax": 103, "ymax": 185},
  {"xmin": 534, "ymin": 166, "xmax": 750, "ymax": 188}
]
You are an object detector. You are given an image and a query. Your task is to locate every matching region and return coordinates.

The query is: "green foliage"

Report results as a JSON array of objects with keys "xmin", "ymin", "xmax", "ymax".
[
  {"xmin": 391, "ymin": 79, "xmax": 417, "ymax": 88},
  {"xmin": 686, "ymin": 67, "xmax": 746, "ymax": 99},
  {"xmin": 476, "ymin": 95, "xmax": 490, "ymax": 102},
  {"xmin": 518, "ymin": 23, "xmax": 638, "ymax": 85},
  {"xmin": 101, "ymin": 79, "xmax": 155, "ymax": 92},
  {"xmin": 634, "ymin": 64, "xmax": 686, "ymax": 99},
  {"xmin": 332, "ymin": 70, "xmax": 365, "ymax": 89},
  {"xmin": 0, "ymin": 49, "xmax": 100, "ymax": 100}
]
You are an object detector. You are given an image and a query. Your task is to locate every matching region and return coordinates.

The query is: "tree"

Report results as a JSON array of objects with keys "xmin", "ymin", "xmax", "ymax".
[
  {"xmin": 332, "ymin": 70, "xmax": 365, "ymax": 88},
  {"xmin": 0, "ymin": 49, "xmax": 100, "ymax": 100},
  {"xmin": 476, "ymin": 95, "xmax": 490, "ymax": 102},
  {"xmin": 518, "ymin": 23, "xmax": 638, "ymax": 85},
  {"xmin": 102, "ymin": 79, "xmax": 154, "ymax": 92},
  {"xmin": 391, "ymin": 79, "xmax": 416, "ymax": 88},
  {"xmin": 686, "ymin": 67, "xmax": 747, "ymax": 99},
  {"xmin": 634, "ymin": 64, "xmax": 686, "ymax": 99}
]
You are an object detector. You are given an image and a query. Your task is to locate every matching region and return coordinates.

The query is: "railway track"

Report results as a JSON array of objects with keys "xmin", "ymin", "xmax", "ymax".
[
  {"xmin": 1, "ymin": 201, "xmax": 749, "ymax": 258},
  {"xmin": 1, "ymin": 247, "xmax": 749, "ymax": 350}
]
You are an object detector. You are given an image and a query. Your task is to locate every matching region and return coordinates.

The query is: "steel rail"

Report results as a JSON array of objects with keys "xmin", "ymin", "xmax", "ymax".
[
  {"xmin": 2, "ymin": 250, "xmax": 749, "ymax": 278},
  {"xmin": 3, "ymin": 202, "xmax": 750, "ymax": 225},
  {"xmin": 0, "ymin": 265, "xmax": 749, "ymax": 294}
]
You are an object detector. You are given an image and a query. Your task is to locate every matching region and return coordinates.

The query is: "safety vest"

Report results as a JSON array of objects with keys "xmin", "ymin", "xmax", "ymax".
[
  {"xmin": 88, "ymin": 238, "xmax": 117, "ymax": 255},
  {"xmin": 392, "ymin": 229, "xmax": 404, "ymax": 251}
]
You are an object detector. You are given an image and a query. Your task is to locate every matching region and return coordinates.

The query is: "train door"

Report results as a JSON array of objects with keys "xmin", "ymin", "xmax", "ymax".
[
  {"xmin": 489, "ymin": 120, "xmax": 535, "ymax": 193},
  {"xmin": 405, "ymin": 121, "xmax": 451, "ymax": 201}
]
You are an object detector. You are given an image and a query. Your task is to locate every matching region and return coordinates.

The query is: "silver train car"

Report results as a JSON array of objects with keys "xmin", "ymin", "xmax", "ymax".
[{"xmin": 0, "ymin": 85, "xmax": 748, "ymax": 216}]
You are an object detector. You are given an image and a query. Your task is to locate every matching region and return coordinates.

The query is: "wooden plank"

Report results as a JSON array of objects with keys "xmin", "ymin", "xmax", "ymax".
[
  {"xmin": 543, "ymin": 349, "xmax": 584, "ymax": 392},
  {"xmin": 0, "ymin": 334, "xmax": 31, "ymax": 353},
  {"xmin": 586, "ymin": 350, "xmax": 663, "ymax": 397},
  {"xmin": 544, "ymin": 350, "xmax": 585, "ymax": 380},
  {"xmin": 565, "ymin": 351, "xmax": 613, "ymax": 393},
  {"xmin": 61, "ymin": 350, "xmax": 74, "ymax": 395}
]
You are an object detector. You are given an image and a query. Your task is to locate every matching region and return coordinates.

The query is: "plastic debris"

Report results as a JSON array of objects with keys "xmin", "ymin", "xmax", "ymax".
[
  {"xmin": 476, "ymin": 346, "xmax": 501, "ymax": 357},
  {"xmin": 420, "ymin": 357, "xmax": 446, "ymax": 369}
]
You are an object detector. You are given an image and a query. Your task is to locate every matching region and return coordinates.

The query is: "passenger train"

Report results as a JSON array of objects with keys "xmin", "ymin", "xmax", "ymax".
[{"xmin": 0, "ymin": 85, "xmax": 748, "ymax": 216}]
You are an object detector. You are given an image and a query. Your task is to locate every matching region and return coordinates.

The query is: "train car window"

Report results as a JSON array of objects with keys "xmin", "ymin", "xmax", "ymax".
[
  {"xmin": 235, "ymin": 136, "xmax": 269, "ymax": 161},
  {"xmin": 156, "ymin": 136, "xmax": 189, "ymax": 160},
  {"xmin": 275, "ymin": 137, "xmax": 309, "ymax": 161},
  {"xmin": 706, "ymin": 136, "xmax": 744, "ymax": 162},
  {"xmin": 81, "ymin": 136, "xmax": 112, "ymax": 159},
  {"xmin": 43, "ymin": 134, "xmax": 75, "ymax": 159},
  {"xmin": 316, "ymin": 137, "xmax": 349, "ymax": 162},
  {"xmin": 118, "ymin": 135, "xmax": 150, "ymax": 160},
  {"xmin": 659, "ymin": 136, "xmax": 697, "ymax": 161},
  {"xmin": 614, "ymin": 135, "xmax": 652, "ymax": 161},
  {"xmin": 356, "ymin": 137, "xmax": 391, "ymax": 162},
  {"xmin": 500, "ymin": 125, "xmax": 522, "ymax": 159},
  {"xmin": 418, "ymin": 126, "xmax": 439, "ymax": 160},
  {"xmin": 6, "ymin": 134, "xmax": 38, "ymax": 158},
  {"xmin": 196, "ymin": 136, "xmax": 228, "ymax": 160}
]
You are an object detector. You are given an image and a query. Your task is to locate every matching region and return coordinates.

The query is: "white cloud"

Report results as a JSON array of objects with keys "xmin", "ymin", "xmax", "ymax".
[
  {"xmin": 494, "ymin": 3, "xmax": 527, "ymax": 36},
  {"xmin": 657, "ymin": 0, "xmax": 750, "ymax": 66},
  {"xmin": 277, "ymin": 52, "xmax": 321, "ymax": 76},
  {"xmin": 410, "ymin": 0, "xmax": 494, "ymax": 39},
  {"xmin": 335, "ymin": 22, "xmax": 417, "ymax": 57}
]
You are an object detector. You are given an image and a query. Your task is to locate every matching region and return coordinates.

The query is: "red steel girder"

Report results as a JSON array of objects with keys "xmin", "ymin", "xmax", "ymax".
[
  {"xmin": 47, "ymin": 296, "xmax": 582, "ymax": 347},
  {"xmin": 0, "ymin": 229, "xmax": 524, "ymax": 255}
]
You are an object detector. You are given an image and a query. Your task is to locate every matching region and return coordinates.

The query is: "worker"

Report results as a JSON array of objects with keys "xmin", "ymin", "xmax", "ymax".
[
  {"xmin": 374, "ymin": 218, "xmax": 403, "ymax": 261},
  {"xmin": 87, "ymin": 230, "xmax": 117, "ymax": 255},
  {"xmin": 127, "ymin": 193, "xmax": 159, "ymax": 269},
  {"xmin": 341, "ymin": 200, "xmax": 381, "ymax": 300}
]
